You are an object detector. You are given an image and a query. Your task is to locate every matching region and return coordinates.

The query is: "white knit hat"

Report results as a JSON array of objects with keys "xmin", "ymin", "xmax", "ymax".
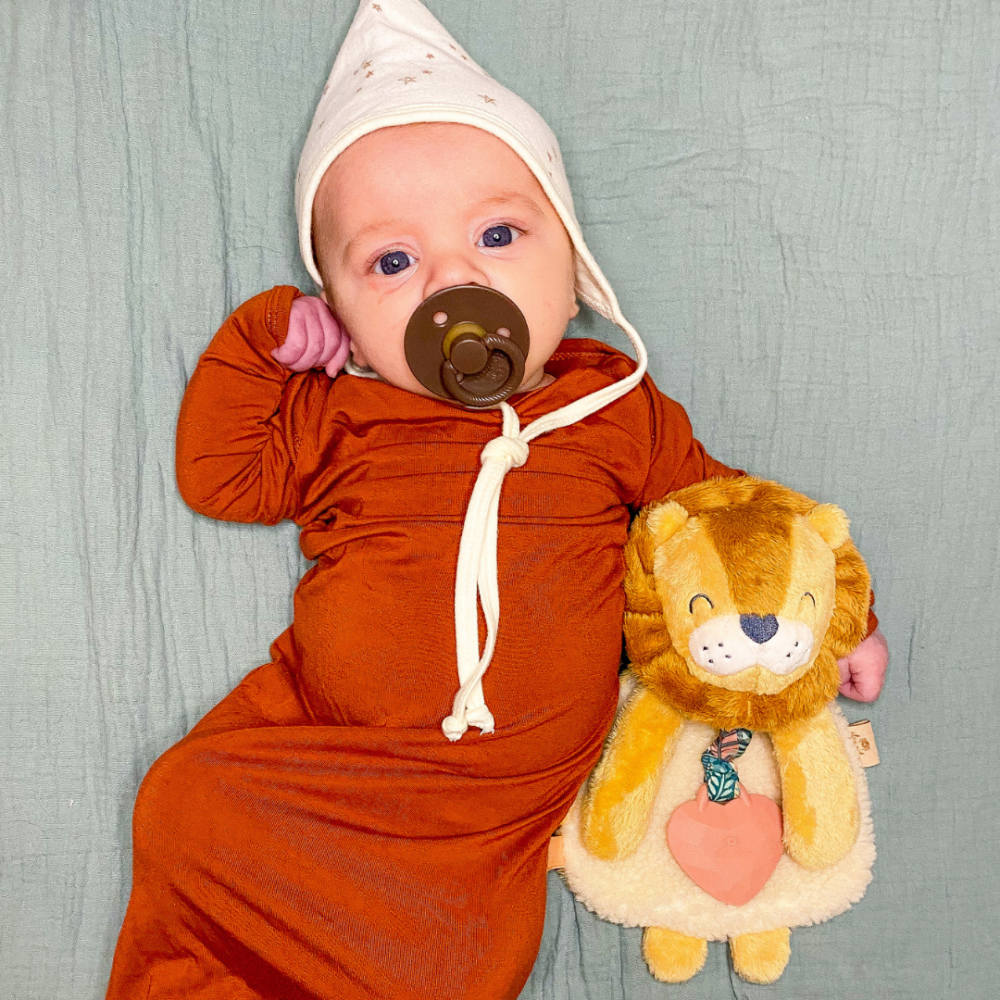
[{"xmin": 296, "ymin": 0, "xmax": 649, "ymax": 741}]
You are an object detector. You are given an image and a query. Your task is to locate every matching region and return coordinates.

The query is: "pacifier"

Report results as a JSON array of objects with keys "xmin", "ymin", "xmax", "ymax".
[{"xmin": 404, "ymin": 285, "xmax": 530, "ymax": 409}]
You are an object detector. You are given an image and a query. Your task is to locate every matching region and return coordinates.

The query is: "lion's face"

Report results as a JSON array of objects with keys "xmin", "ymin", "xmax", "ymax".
[
  {"xmin": 624, "ymin": 478, "xmax": 871, "ymax": 730},
  {"xmin": 650, "ymin": 502, "xmax": 838, "ymax": 695}
]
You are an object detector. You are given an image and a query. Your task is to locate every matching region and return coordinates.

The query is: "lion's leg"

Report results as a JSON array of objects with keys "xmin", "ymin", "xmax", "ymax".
[
  {"xmin": 642, "ymin": 926, "xmax": 707, "ymax": 982},
  {"xmin": 729, "ymin": 927, "xmax": 791, "ymax": 983}
]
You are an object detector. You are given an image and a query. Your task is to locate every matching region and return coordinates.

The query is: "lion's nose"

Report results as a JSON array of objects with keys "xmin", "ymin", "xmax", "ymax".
[{"xmin": 740, "ymin": 614, "xmax": 779, "ymax": 644}]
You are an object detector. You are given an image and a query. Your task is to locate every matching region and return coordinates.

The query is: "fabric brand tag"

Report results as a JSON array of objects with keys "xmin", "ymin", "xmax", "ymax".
[
  {"xmin": 848, "ymin": 719, "xmax": 880, "ymax": 767},
  {"xmin": 547, "ymin": 831, "xmax": 565, "ymax": 870}
]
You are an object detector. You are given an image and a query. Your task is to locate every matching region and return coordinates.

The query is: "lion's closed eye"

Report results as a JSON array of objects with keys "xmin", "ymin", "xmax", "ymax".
[{"xmin": 689, "ymin": 593, "xmax": 714, "ymax": 614}]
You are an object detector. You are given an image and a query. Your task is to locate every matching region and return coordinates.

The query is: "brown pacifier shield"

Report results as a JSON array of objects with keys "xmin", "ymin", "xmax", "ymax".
[{"xmin": 404, "ymin": 285, "xmax": 530, "ymax": 408}]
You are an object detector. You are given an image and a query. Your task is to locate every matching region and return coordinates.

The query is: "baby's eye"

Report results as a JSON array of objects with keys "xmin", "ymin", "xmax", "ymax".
[
  {"xmin": 478, "ymin": 225, "xmax": 518, "ymax": 248},
  {"xmin": 375, "ymin": 251, "xmax": 415, "ymax": 275}
]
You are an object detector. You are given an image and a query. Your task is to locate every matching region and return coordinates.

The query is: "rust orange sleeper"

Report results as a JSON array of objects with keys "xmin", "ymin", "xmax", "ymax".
[{"xmin": 105, "ymin": 283, "xmax": 745, "ymax": 1000}]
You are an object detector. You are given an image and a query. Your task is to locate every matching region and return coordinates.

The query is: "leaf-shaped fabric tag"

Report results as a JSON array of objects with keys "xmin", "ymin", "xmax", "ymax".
[{"xmin": 700, "ymin": 728, "xmax": 752, "ymax": 803}]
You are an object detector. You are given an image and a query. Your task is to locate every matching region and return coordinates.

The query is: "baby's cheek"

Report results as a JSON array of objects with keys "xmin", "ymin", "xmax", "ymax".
[{"xmin": 525, "ymin": 314, "xmax": 571, "ymax": 373}]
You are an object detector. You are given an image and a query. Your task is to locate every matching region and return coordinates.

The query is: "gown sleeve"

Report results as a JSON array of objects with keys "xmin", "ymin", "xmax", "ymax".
[
  {"xmin": 175, "ymin": 284, "xmax": 326, "ymax": 525},
  {"xmin": 632, "ymin": 375, "xmax": 745, "ymax": 510}
]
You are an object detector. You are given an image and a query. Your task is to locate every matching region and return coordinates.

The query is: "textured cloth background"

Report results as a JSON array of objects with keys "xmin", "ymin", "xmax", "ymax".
[{"xmin": 1, "ymin": 2, "xmax": 997, "ymax": 998}]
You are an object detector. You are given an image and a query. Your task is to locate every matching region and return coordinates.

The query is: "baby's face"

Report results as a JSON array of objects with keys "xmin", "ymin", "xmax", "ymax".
[{"xmin": 312, "ymin": 123, "xmax": 579, "ymax": 400}]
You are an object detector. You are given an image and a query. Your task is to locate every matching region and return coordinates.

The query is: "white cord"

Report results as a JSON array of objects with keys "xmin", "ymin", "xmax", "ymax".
[{"xmin": 440, "ymin": 312, "xmax": 648, "ymax": 740}]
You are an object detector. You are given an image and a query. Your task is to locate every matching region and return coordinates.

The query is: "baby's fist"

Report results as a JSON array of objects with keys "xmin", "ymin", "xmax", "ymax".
[
  {"xmin": 272, "ymin": 296, "xmax": 349, "ymax": 377},
  {"xmin": 837, "ymin": 627, "xmax": 889, "ymax": 701}
]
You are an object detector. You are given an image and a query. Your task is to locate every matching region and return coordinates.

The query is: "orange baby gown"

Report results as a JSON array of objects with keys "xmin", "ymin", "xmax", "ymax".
[{"xmin": 105, "ymin": 284, "xmax": 739, "ymax": 1000}]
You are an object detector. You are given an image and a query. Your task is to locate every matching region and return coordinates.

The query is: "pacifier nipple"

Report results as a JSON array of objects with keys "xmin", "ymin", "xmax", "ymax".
[{"xmin": 404, "ymin": 285, "xmax": 530, "ymax": 409}]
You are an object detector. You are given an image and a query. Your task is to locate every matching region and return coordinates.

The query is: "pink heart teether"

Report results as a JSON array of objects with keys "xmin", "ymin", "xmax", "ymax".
[{"xmin": 666, "ymin": 784, "xmax": 783, "ymax": 906}]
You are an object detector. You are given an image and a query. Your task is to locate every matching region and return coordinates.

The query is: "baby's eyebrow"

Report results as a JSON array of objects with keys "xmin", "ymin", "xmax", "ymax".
[
  {"xmin": 475, "ymin": 191, "xmax": 545, "ymax": 217},
  {"xmin": 342, "ymin": 218, "xmax": 409, "ymax": 264}
]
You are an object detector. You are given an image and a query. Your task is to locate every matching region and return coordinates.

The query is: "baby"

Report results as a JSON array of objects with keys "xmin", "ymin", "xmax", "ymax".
[{"xmin": 106, "ymin": 2, "xmax": 887, "ymax": 999}]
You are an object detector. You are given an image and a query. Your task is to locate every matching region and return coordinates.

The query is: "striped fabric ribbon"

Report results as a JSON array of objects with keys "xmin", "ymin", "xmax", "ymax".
[{"xmin": 700, "ymin": 728, "xmax": 753, "ymax": 803}]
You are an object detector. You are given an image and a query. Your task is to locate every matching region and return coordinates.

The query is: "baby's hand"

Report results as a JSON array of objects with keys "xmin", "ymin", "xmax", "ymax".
[
  {"xmin": 837, "ymin": 627, "xmax": 889, "ymax": 701},
  {"xmin": 271, "ymin": 296, "xmax": 350, "ymax": 377}
]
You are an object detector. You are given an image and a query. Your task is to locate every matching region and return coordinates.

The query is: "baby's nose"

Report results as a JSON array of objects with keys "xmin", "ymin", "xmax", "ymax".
[{"xmin": 423, "ymin": 253, "xmax": 491, "ymax": 297}]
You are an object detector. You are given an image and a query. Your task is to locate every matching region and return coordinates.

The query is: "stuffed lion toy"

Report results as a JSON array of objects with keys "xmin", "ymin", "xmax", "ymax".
[{"xmin": 559, "ymin": 477, "xmax": 876, "ymax": 984}]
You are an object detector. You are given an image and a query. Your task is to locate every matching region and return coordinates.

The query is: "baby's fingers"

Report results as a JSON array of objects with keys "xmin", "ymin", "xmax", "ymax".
[
  {"xmin": 837, "ymin": 629, "xmax": 888, "ymax": 701},
  {"xmin": 324, "ymin": 330, "xmax": 351, "ymax": 377},
  {"xmin": 291, "ymin": 299, "xmax": 331, "ymax": 370},
  {"xmin": 272, "ymin": 297, "xmax": 328, "ymax": 370},
  {"xmin": 305, "ymin": 300, "xmax": 348, "ymax": 376},
  {"xmin": 273, "ymin": 296, "xmax": 346, "ymax": 375},
  {"xmin": 271, "ymin": 308, "xmax": 310, "ymax": 368}
]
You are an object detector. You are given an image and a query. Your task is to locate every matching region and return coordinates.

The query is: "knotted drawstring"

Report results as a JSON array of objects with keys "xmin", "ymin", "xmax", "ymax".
[
  {"xmin": 442, "ymin": 402, "xmax": 528, "ymax": 740},
  {"xmin": 438, "ymin": 312, "xmax": 650, "ymax": 740},
  {"xmin": 346, "ymin": 306, "xmax": 650, "ymax": 741}
]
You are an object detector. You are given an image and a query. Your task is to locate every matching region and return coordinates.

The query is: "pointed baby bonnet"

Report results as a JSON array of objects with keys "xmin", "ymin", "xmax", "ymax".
[{"xmin": 296, "ymin": 0, "xmax": 649, "ymax": 741}]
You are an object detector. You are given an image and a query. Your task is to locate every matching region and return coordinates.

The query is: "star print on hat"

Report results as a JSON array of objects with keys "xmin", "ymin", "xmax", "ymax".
[
  {"xmin": 295, "ymin": 0, "xmax": 635, "ymax": 327},
  {"xmin": 295, "ymin": 0, "xmax": 651, "ymax": 742}
]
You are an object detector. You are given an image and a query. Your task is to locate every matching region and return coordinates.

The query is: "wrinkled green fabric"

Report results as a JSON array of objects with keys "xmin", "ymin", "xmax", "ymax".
[{"xmin": 1, "ymin": 2, "xmax": 996, "ymax": 998}]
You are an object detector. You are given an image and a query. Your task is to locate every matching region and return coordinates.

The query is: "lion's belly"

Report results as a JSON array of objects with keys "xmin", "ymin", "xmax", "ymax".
[{"xmin": 560, "ymin": 703, "xmax": 875, "ymax": 940}]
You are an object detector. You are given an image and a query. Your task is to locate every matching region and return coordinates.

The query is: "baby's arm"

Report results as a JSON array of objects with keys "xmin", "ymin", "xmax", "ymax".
[
  {"xmin": 632, "ymin": 378, "xmax": 745, "ymax": 509},
  {"xmin": 176, "ymin": 285, "xmax": 332, "ymax": 524}
]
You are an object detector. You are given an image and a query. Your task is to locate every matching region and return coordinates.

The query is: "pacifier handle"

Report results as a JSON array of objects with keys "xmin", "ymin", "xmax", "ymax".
[
  {"xmin": 441, "ymin": 330, "xmax": 526, "ymax": 408},
  {"xmin": 403, "ymin": 285, "xmax": 531, "ymax": 409}
]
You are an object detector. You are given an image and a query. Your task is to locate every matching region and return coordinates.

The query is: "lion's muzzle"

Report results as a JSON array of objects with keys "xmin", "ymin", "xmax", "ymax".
[{"xmin": 688, "ymin": 616, "xmax": 815, "ymax": 676}]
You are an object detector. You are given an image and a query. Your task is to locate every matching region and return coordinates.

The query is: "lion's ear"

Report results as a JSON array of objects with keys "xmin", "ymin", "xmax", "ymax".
[
  {"xmin": 646, "ymin": 500, "xmax": 689, "ymax": 545},
  {"xmin": 807, "ymin": 503, "xmax": 851, "ymax": 550}
]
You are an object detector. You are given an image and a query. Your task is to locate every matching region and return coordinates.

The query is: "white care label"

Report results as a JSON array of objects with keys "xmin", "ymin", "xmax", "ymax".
[{"xmin": 848, "ymin": 719, "xmax": 880, "ymax": 767}]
